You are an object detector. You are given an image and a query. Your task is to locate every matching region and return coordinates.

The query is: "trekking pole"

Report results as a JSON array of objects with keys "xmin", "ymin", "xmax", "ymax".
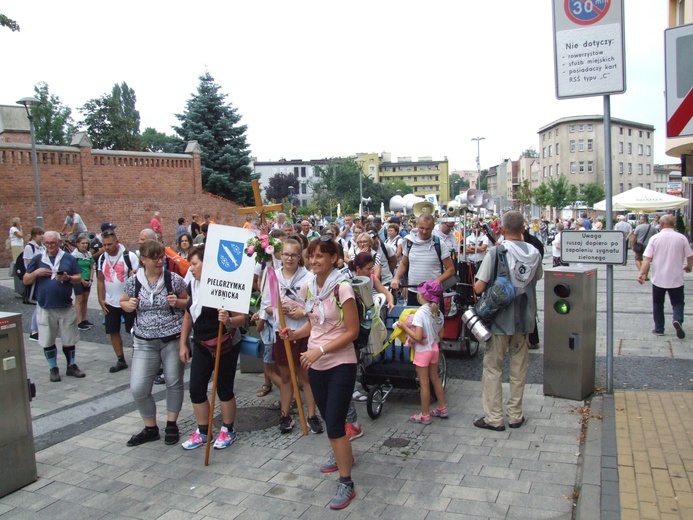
[
  {"xmin": 204, "ymin": 322, "xmax": 225, "ymax": 466},
  {"xmin": 276, "ymin": 303, "xmax": 308, "ymax": 435}
]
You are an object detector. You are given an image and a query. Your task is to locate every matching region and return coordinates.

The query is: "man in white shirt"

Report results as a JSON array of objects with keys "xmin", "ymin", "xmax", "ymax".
[
  {"xmin": 464, "ymin": 224, "xmax": 489, "ymax": 263},
  {"xmin": 433, "ymin": 220, "xmax": 458, "ymax": 261},
  {"xmin": 97, "ymin": 230, "xmax": 138, "ymax": 373}
]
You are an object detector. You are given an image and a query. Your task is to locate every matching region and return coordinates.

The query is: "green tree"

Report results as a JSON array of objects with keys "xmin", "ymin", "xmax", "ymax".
[
  {"xmin": 79, "ymin": 82, "xmax": 141, "ymax": 150},
  {"xmin": 478, "ymin": 169, "xmax": 489, "ymax": 191},
  {"xmin": 140, "ymin": 127, "xmax": 185, "ymax": 153},
  {"xmin": 31, "ymin": 82, "xmax": 76, "ymax": 146},
  {"xmin": 265, "ymin": 172, "xmax": 299, "ymax": 203},
  {"xmin": 515, "ymin": 179, "xmax": 533, "ymax": 213},
  {"xmin": 174, "ymin": 71, "xmax": 255, "ymax": 204},
  {"xmin": 0, "ymin": 12, "xmax": 20, "ymax": 31},
  {"xmin": 582, "ymin": 182, "xmax": 605, "ymax": 208},
  {"xmin": 567, "ymin": 184, "xmax": 580, "ymax": 209},
  {"xmin": 533, "ymin": 183, "xmax": 551, "ymax": 208},
  {"xmin": 547, "ymin": 175, "xmax": 571, "ymax": 211},
  {"xmin": 311, "ymin": 159, "xmax": 361, "ymax": 214},
  {"xmin": 521, "ymin": 147, "xmax": 539, "ymax": 158},
  {"xmin": 449, "ymin": 173, "xmax": 469, "ymax": 199}
]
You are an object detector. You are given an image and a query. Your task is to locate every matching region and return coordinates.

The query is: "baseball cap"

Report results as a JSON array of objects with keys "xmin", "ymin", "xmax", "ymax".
[
  {"xmin": 388, "ymin": 216, "xmax": 401, "ymax": 224},
  {"xmin": 100, "ymin": 222, "xmax": 117, "ymax": 232}
]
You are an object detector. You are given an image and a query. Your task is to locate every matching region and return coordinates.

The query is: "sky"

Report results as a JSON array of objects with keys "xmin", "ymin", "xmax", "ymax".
[{"xmin": 0, "ymin": 1, "xmax": 672, "ymax": 172}]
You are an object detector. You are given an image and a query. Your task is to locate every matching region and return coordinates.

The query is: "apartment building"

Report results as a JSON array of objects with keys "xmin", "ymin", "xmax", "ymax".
[
  {"xmin": 537, "ymin": 116, "xmax": 656, "ymax": 196},
  {"xmin": 253, "ymin": 159, "xmax": 328, "ymax": 206}
]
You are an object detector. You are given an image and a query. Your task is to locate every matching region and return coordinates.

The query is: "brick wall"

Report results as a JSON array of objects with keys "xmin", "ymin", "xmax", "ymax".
[{"xmin": 0, "ymin": 137, "xmax": 244, "ymax": 265}]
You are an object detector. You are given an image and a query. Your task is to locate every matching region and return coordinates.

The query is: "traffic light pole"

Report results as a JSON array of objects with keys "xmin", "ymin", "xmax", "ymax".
[{"xmin": 604, "ymin": 95, "xmax": 614, "ymax": 395}]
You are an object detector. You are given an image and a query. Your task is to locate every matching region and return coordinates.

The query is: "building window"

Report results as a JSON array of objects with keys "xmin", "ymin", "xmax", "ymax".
[
  {"xmin": 301, "ymin": 183, "xmax": 307, "ymax": 194},
  {"xmin": 628, "ymin": 129, "xmax": 632, "ymax": 136},
  {"xmin": 294, "ymin": 166, "xmax": 299, "ymax": 175},
  {"xmin": 587, "ymin": 124, "xmax": 593, "ymax": 131},
  {"xmin": 578, "ymin": 140, "xmax": 585, "ymax": 152},
  {"xmin": 549, "ymin": 165, "xmax": 553, "ymax": 176},
  {"xmin": 543, "ymin": 133, "xmax": 546, "ymax": 141},
  {"xmin": 619, "ymin": 183, "xmax": 624, "ymax": 193},
  {"xmin": 628, "ymin": 183, "xmax": 632, "ymax": 190},
  {"xmin": 579, "ymin": 183, "xmax": 585, "ymax": 194},
  {"xmin": 542, "ymin": 147, "xmax": 546, "ymax": 158},
  {"xmin": 638, "ymin": 164, "xmax": 643, "ymax": 174},
  {"xmin": 628, "ymin": 163, "xmax": 632, "ymax": 174},
  {"xmin": 647, "ymin": 132, "xmax": 651, "ymax": 138},
  {"xmin": 587, "ymin": 139, "xmax": 594, "ymax": 152},
  {"xmin": 543, "ymin": 167, "xmax": 547, "ymax": 177},
  {"xmin": 301, "ymin": 166, "xmax": 306, "ymax": 177},
  {"xmin": 578, "ymin": 124, "xmax": 584, "ymax": 132},
  {"xmin": 646, "ymin": 183, "xmax": 651, "ymax": 189},
  {"xmin": 628, "ymin": 143, "xmax": 632, "ymax": 154},
  {"xmin": 556, "ymin": 143, "xmax": 560, "ymax": 155},
  {"xmin": 555, "ymin": 128, "xmax": 559, "ymax": 136},
  {"xmin": 556, "ymin": 163, "xmax": 560, "ymax": 175},
  {"xmin": 619, "ymin": 127, "xmax": 623, "ymax": 135},
  {"xmin": 570, "ymin": 140, "xmax": 576, "ymax": 152},
  {"xmin": 646, "ymin": 145, "xmax": 651, "ymax": 156},
  {"xmin": 570, "ymin": 125, "xmax": 576, "ymax": 133},
  {"xmin": 579, "ymin": 161, "xmax": 585, "ymax": 173},
  {"xmin": 639, "ymin": 130, "xmax": 643, "ymax": 137},
  {"xmin": 619, "ymin": 162, "xmax": 624, "ymax": 174},
  {"xmin": 646, "ymin": 164, "xmax": 651, "ymax": 175},
  {"xmin": 548, "ymin": 145, "xmax": 552, "ymax": 157},
  {"xmin": 638, "ymin": 144, "xmax": 643, "ymax": 155},
  {"xmin": 570, "ymin": 162, "xmax": 576, "ymax": 174},
  {"xmin": 588, "ymin": 161, "xmax": 594, "ymax": 173},
  {"xmin": 618, "ymin": 142, "xmax": 623, "ymax": 153}
]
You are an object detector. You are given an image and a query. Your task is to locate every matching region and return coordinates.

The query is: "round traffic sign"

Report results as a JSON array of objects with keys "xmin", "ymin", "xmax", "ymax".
[{"xmin": 564, "ymin": 0, "xmax": 610, "ymax": 26}]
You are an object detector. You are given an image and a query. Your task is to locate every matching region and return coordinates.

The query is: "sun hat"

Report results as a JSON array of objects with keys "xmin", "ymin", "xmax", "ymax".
[{"xmin": 417, "ymin": 280, "xmax": 442, "ymax": 301}]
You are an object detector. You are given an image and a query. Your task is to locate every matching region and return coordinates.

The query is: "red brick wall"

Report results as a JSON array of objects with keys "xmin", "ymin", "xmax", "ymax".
[{"xmin": 0, "ymin": 141, "xmax": 244, "ymax": 265}]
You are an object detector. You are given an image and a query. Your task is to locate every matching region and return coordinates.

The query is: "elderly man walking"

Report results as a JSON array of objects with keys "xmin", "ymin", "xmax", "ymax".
[
  {"xmin": 637, "ymin": 215, "xmax": 693, "ymax": 338},
  {"xmin": 23, "ymin": 231, "xmax": 86, "ymax": 382}
]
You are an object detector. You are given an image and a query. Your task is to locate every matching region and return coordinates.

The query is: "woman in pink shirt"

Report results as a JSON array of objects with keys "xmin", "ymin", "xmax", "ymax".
[{"xmin": 281, "ymin": 237, "xmax": 360, "ymax": 510}]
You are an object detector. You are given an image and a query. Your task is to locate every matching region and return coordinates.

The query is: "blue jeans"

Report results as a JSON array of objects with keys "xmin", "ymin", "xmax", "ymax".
[{"xmin": 652, "ymin": 285, "xmax": 684, "ymax": 333}]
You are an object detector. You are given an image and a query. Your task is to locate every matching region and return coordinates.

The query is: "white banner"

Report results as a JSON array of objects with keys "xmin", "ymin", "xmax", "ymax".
[{"xmin": 198, "ymin": 224, "xmax": 256, "ymax": 313}]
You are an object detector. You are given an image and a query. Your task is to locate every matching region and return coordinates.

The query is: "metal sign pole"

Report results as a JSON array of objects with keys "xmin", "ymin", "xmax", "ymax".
[{"xmin": 604, "ymin": 95, "xmax": 614, "ymax": 395}]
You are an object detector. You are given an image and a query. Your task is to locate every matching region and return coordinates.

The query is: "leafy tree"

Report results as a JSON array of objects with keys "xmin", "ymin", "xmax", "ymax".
[
  {"xmin": 79, "ymin": 82, "xmax": 141, "ymax": 150},
  {"xmin": 31, "ymin": 82, "xmax": 76, "ymax": 146},
  {"xmin": 0, "ymin": 12, "xmax": 19, "ymax": 31},
  {"xmin": 515, "ymin": 179, "xmax": 533, "ymax": 212},
  {"xmin": 311, "ymin": 159, "xmax": 361, "ymax": 214},
  {"xmin": 567, "ymin": 184, "xmax": 580, "ymax": 209},
  {"xmin": 140, "ymin": 127, "xmax": 185, "ymax": 153},
  {"xmin": 174, "ymin": 71, "xmax": 255, "ymax": 205},
  {"xmin": 533, "ymin": 183, "xmax": 551, "ymax": 208},
  {"xmin": 582, "ymin": 182, "xmax": 605, "ymax": 208},
  {"xmin": 521, "ymin": 147, "xmax": 539, "ymax": 158},
  {"xmin": 265, "ymin": 172, "xmax": 299, "ymax": 203},
  {"xmin": 547, "ymin": 175, "xmax": 571, "ymax": 211},
  {"xmin": 449, "ymin": 173, "xmax": 469, "ymax": 199},
  {"xmin": 478, "ymin": 169, "xmax": 489, "ymax": 191}
]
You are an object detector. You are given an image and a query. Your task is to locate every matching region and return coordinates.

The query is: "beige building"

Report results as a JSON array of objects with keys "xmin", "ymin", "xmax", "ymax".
[{"xmin": 537, "ymin": 116, "xmax": 656, "ymax": 196}]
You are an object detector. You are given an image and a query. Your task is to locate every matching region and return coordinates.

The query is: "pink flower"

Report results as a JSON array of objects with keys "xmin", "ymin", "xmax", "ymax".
[
  {"xmin": 259, "ymin": 235, "xmax": 268, "ymax": 241},
  {"xmin": 261, "ymin": 240, "xmax": 269, "ymax": 249},
  {"xmin": 247, "ymin": 245, "xmax": 255, "ymax": 255},
  {"xmin": 265, "ymin": 245, "xmax": 274, "ymax": 255}
]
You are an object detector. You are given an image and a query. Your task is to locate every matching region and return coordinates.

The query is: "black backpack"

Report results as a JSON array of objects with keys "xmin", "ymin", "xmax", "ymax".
[
  {"xmin": 97, "ymin": 249, "xmax": 134, "ymax": 273},
  {"xmin": 14, "ymin": 244, "xmax": 35, "ymax": 282}
]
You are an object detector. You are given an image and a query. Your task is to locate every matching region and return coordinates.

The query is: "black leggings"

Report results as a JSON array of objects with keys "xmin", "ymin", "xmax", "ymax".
[
  {"xmin": 188, "ymin": 341, "xmax": 241, "ymax": 404},
  {"xmin": 308, "ymin": 363, "xmax": 357, "ymax": 439}
]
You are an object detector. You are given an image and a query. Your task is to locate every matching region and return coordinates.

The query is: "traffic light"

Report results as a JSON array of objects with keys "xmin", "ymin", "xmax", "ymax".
[{"xmin": 553, "ymin": 283, "xmax": 571, "ymax": 315}]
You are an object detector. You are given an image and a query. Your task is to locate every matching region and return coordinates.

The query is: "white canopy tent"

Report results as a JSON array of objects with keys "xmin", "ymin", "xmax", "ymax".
[{"xmin": 593, "ymin": 186, "xmax": 689, "ymax": 212}]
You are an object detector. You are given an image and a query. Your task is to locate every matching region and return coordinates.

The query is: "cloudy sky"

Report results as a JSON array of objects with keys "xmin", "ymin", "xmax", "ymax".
[{"xmin": 0, "ymin": 1, "xmax": 671, "ymax": 172}]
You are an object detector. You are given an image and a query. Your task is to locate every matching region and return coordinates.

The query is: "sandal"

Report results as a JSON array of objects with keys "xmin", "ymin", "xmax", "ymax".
[
  {"xmin": 256, "ymin": 383, "xmax": 273, "ymax": 397},
  {"xmin": 409, "ymin": 413, "xmax": 431, "ymax": 425},
  {"xmin": 430, "ymin": 406, "xmax": 449, "ymax": 418}
]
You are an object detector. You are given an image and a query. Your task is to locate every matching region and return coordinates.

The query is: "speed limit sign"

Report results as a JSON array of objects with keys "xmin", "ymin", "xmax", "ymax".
[{"xmin": 564, "ymin": 0, "xmax": 611, "ymax": 26}]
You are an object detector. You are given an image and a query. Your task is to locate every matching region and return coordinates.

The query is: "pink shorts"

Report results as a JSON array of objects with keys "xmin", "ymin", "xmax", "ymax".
[{"xmin": 413, "ymin": 347, "xmax": 439, "ymax": 368}]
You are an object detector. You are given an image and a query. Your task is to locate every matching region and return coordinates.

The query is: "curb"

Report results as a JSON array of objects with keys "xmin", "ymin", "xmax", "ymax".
[{"xmin": 575, "ymin": 395, "xmax": 603, "ymax": 520}]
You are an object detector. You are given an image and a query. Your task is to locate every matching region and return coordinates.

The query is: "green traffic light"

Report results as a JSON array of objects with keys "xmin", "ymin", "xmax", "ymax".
[{"xmin": 554, "ymin": 300, "xmax": 570, "ymax": 315}]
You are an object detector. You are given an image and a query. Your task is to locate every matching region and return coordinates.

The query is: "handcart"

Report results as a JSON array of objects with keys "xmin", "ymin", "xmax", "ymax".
[{"xmin": 359, "ymin": 305, "xmax": 448, "ymax": 419}]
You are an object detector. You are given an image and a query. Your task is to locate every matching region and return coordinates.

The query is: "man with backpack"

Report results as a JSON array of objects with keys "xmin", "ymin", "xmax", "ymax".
[
  {"xmin": 472, "ymin": 211, "xmax": 542, "ymax": 431},
  {"xmin": 390, "ymin": 214, "xmax": 456, "ymax": 305},
  {"xmin": 97, "ymin": 230, "xmax": 138, "ymax": 373}
]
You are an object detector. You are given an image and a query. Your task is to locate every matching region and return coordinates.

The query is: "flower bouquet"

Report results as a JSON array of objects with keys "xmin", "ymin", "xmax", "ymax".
[{"xmin": 245, "ymin": 234, "xmax": 282, "ymax": 264}]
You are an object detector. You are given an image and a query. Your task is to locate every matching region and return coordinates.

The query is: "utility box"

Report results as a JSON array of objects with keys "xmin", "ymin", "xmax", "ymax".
[
  {"xmin": 0, "ymin": 312, "xmax": 37, "ymax": 498},
  {"xmin": 543, "ymin": 266, "xmax": 597, "ymax": 401}
]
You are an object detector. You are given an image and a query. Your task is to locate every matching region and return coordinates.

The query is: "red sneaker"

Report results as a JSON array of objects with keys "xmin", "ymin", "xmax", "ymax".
[{"xmin": 345, "ymin": 422, "xmax": 363, "ymax": 441}]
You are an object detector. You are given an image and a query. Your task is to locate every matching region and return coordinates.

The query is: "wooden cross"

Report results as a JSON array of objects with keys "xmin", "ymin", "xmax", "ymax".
[{"xmin": 238, "ymin": 179, "xmax": 283, "ymax": 230}]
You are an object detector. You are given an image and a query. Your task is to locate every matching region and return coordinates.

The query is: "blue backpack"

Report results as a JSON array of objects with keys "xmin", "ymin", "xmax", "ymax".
[{"xmin": 475, "ymin": 245, "xmax": 516, "ymax": 321}]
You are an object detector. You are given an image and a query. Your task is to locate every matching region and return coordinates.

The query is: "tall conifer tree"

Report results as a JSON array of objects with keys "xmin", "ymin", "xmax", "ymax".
[{"xmin": 174, "ymin": 71, "xmax": 255, "ymax": 205}]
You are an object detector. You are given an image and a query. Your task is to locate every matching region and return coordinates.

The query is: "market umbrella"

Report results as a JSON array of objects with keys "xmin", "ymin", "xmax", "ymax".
[{"xmin": 593, "ymin": 186, "xmax": 689, "ymax": 211}]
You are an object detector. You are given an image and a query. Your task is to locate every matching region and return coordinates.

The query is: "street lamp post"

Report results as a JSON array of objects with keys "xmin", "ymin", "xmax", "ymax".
[
  {"xmin": 356, "ymin": 157, "xmax": 365, "ymax": 217},
  {"xmin": 17, "ymin": 96, "xmax": 43, "ymax": 229},
  {"xmin": 471, "ymin": 136, "xmax": 485, "ymax": 174}
]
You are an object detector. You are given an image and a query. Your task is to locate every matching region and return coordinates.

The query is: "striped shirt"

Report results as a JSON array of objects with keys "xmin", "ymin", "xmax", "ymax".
[{"xmin": 403, "ymin": 236, "xmax": 451, "ymax": 292}]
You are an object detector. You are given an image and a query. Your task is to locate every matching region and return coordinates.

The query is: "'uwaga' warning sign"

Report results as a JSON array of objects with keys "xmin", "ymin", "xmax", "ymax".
[{"xmin": 560, "ymin": 230, "xmax": 627, "ymax": 265}]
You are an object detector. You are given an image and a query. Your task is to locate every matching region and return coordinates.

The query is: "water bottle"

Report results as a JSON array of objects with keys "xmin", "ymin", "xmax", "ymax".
[{"xmin": 363, "ymin": 310, "xmax": 372, "ymax": 330}]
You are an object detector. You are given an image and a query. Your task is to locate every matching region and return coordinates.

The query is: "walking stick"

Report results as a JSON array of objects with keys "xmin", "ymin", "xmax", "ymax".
[
  {"xmin": 204, "ymin": 321, "xmax": 225, "ymax": 466},
  {"xmin": 276, "ymin": 302, "xmax": 308, "ymax": 435}
]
